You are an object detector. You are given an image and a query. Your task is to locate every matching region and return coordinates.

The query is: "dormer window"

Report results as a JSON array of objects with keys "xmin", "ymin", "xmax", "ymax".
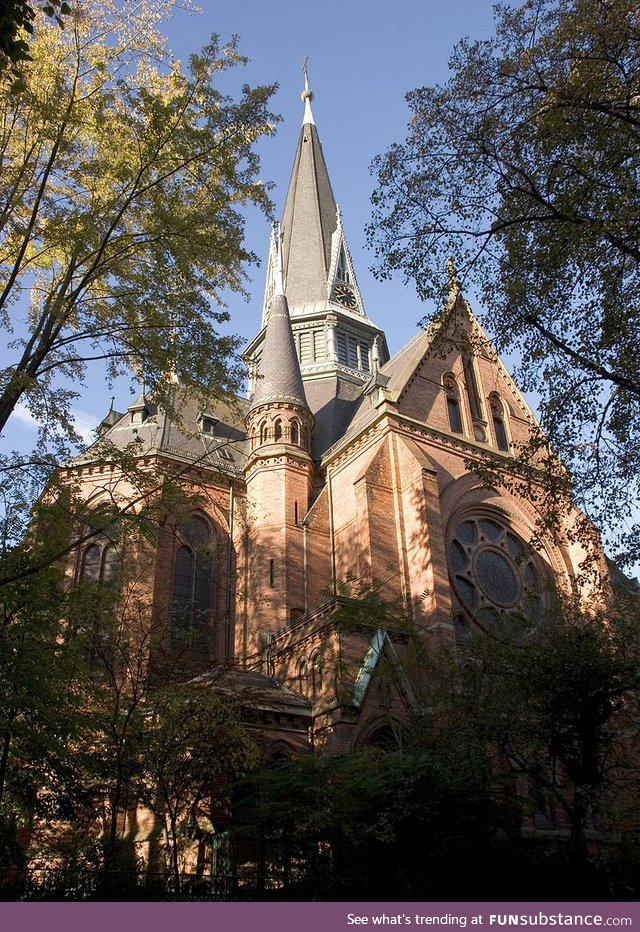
[
  {"xmin": 217, "ymin": 446, "xmax": 234, "ymax": 462},
  {"xmin": 337, "ymin": 248, "xmax": 351, "ymax": 284},
  {"xmin": 198, "ymin": 413, "xmax": 218, "ymax": 436}
]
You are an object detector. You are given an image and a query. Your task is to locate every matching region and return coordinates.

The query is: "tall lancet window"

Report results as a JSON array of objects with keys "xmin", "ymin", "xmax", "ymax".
[
  {"xmin": 171, "ymin": 516, "xmax": 214, "ymax": 648},
  {"xmin": 444, "ymin": 376, "xmax": 464, "ymax": 435},
  {"xmin": 490, "ymin": 394, "xmax": 510, "ymax": 452}
]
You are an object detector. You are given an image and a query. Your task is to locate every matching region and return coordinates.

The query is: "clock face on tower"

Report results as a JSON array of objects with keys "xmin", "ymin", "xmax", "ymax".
[{"xmin": 334, "ymin": 283, "xmax": 357, "ymax": 309}]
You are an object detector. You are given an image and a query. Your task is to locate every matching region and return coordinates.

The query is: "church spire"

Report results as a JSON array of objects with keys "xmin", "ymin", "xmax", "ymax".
[{"xmin": 279, "ymin": 65, "xmax": 337, "ymax": 309}]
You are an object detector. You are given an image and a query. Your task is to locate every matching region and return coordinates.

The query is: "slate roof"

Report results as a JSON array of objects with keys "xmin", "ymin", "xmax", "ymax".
[
  {"xmin": 191, "ymin": 666, "xmax": 311, "ymax": 717},
  {"xmin": 304, "ymin": 376, "xmax": 367, "ymax": 459},
  {"xmin": 249, "ymin": 292, "xmax": 309, "ymax": 413},
  {"xmin": 281, "ymin": 118, "xmax": 337, "ymax": 309},
  {"xmin": 71, "ymin": 385, "xmax": 249, "ymax": 477}
]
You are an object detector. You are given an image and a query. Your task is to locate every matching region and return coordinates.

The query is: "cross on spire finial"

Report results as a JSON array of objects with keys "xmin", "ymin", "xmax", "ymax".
[{"xmin": 301, "ymin": 56, "xmax": 315, "ymax": 125}]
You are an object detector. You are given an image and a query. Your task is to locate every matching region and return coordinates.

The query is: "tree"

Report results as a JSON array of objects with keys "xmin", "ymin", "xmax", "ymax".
[
  {"xmin": 0, "ymin": 495, "xmax": 93, "ymax": 867},
  {"xmin": 369, "ymin": 0, "xmax": 640, "ymax": 565},
  {"xmin": 409, "ymin": 592, "xmax": 640, "ymax": 893},
  {"xmin": 0, "ymin": 2, "xmax": 70, "ymax": 80},
  {"xmin": 250, "ymin": 585, "xmax": 640, "ymax": 900},
  {"xmin": 143, "ymin": 685, "xmax": 257, "ymax": 884},
  {"xmin": 0, "ymin": 0, "xmax": 278, "ymax": 592},
  {"xmin": 0, "ymin": 0, "xmax": 277, "ymax": 490}
]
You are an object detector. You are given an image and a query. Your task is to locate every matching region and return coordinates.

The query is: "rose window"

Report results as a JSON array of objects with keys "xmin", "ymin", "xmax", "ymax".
[{"xmin": 448, "ymin": 516, "xmax": 543, "ymax": 637}]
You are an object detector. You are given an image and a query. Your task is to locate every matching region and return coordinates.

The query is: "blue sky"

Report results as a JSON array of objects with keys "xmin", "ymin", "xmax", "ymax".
[
  {"xmin": 164, "ymin": 0, "xmax": 500, "ymax": 358},
  {"xmin": 4, "ymin": 0, "xmax": 502, "ymax": 445}
]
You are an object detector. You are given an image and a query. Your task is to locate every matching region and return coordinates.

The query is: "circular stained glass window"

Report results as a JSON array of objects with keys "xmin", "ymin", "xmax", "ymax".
[{"xmin": 448, "ymin": 516, "xmax": 544, "ymax": 638}]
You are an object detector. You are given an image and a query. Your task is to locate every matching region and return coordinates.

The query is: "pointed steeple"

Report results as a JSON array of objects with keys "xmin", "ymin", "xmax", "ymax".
[
  {"xmin": 249, "ymin": 227, "xmax": 309, "ymax": 413},
  {"xmin": 279, "ymin": 66, "xmax": 338, "ymax": 309},
  {"xmin": 246, "ymin": 74, "xmax": 390, "ymax": 458}
]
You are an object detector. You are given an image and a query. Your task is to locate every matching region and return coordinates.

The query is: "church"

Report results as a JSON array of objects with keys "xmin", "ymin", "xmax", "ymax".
[{"xmin": 68, "ymin": 76, "xmax": 594, "ymax": 760}]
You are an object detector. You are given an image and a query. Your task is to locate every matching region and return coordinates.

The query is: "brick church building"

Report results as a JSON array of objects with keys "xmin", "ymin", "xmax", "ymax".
[{"xmin": 69, "ymin": 77, "xmax": 594, "ymax": 762}]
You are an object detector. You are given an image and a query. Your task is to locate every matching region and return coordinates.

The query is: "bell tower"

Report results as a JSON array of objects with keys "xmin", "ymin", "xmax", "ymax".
[
  {"xmin": 243, "ymin": 228, "xmax": 314, "ymax": 662},
  {"xmin": 245, "ymin": 68, "xmax": 390, "ymax": 458}
]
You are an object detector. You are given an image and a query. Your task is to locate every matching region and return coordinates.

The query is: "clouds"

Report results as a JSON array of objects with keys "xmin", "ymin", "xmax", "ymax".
[{"xmin": 11, "ymin": 402, "xmax": 99, "ymax": 445}]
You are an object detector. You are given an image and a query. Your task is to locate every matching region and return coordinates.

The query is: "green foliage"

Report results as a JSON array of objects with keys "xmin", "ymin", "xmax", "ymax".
[
  {"xmin": 0, "ymin": 0, "xmax": 277, "ymax": 465},
  {"xmin": 0, "ymin": 1, "xmax": 70, "ymax": 87},
  {"xmin": 0, "ymin": 495, "xmax": 94, "ymax": 861},
  {"xmin": 413, "ymin": 593, "xmax": 640, "ymax": 862},
  {"xmin": 369, "ymin": 0, "xmax": 640, "ymax": 565},
  {"xmin": 331, "ymin": 573, "xmax": 412, "ymax": 634},
  {"xmin": 250, "ymin": 745, "xmax": 511, "ymax": 899},
  {"xmin": 143, "ymin": 685, "xmax": 257, "ymax": 879},
  {"xmin": 245, "ymin": 591, "xmax": 640, "ymax": 899}
]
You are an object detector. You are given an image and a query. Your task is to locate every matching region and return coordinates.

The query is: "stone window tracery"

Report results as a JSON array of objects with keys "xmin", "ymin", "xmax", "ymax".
[{"xmin": 448, "ymin": 515, "xmax": 544, "ymax": 639}]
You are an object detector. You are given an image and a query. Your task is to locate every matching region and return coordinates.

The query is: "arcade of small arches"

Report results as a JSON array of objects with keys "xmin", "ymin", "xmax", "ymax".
[
  {"xmin": 295, "ymin": 651, "xmax": 324, "ymax": 698},
  {"xmin": 249, "ymin": 410, "xmax": 311, "ymax": 452}
]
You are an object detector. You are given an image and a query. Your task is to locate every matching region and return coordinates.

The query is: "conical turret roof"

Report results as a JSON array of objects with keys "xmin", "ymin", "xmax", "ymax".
[{"xmin": 249, "ymin": 233, "xmax": 309, "ymax": 413}]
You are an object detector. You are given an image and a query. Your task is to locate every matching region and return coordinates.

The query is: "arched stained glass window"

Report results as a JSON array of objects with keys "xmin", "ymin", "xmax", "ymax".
[
  {"xmin": 81, "ymin": 544, "xmax": 102, "ymax": 582},
  {"xmin": 171, "ymin": 516, "xmax": 214, "ymax": 647},
  {"xmin": 80, "ymin": 533, "xmax": 122, "ymax": 589}
]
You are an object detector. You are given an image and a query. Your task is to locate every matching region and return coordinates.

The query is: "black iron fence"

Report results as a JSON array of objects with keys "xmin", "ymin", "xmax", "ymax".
[{"xmin": 0, "ymin": 866, "xmax": 283, "ymax": 901}]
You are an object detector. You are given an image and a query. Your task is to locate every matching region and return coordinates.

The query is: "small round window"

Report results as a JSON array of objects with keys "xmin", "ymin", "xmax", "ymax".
[{"xmin": 448, "ymin": 516, "xmax": 544, "ymax": 639}]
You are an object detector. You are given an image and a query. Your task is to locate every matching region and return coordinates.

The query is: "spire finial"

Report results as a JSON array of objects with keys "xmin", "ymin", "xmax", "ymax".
[
  {"xmin": 273, "ymin": 222, "xmax": 285, "ymax": 296},
  {"xmin": 301, "ymin": 57, "xmax": 315, "ymax": 126}
]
